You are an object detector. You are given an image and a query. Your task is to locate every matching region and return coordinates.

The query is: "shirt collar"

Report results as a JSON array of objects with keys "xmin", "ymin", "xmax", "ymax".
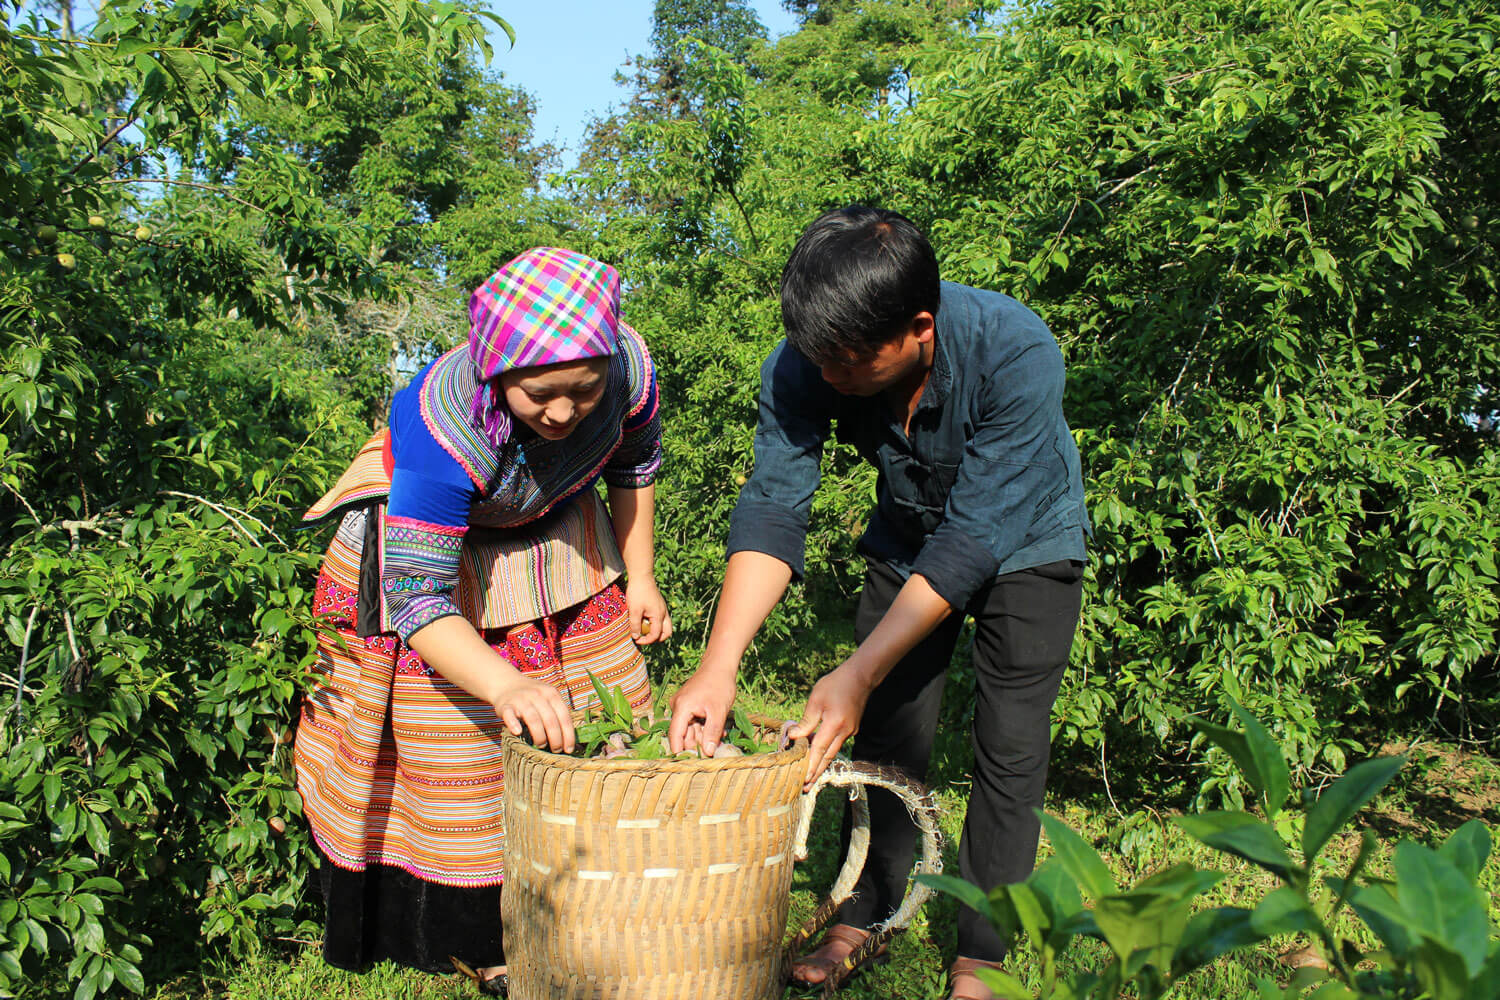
[{"xmin": 917, "ymin": 324, "xmax": 951, "ymax": 412}]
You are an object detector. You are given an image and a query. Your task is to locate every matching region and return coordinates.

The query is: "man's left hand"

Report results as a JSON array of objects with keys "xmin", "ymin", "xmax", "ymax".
[{"xmin": 788, "ymin": 662, "xmax": 874, "ymax": 789}]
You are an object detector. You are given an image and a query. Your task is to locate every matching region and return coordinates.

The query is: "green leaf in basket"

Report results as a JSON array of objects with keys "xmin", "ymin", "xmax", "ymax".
[
  {"xmin": 631, "ymin": 735, "xmax": 668, "ymax": 760},
  {"xmin": 586, "ymin": 670, "xmax": 613, "ymax": 717},
  {"xmin": 729, "ymin": 706, "xmax": 769, "ymax": 752}
]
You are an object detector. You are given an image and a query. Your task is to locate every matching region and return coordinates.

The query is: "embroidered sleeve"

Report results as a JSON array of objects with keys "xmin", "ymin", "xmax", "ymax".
[
  {"xmin": 381, "ymin": 514, "xmax": 468, "ymax": 640},
  {"xmin": 603, "ymin": 325, "xmax": 662, "ymax": 488},
  {"xmin": 383, "ymin": 378, "xmax": 480, "ymax": 641}
]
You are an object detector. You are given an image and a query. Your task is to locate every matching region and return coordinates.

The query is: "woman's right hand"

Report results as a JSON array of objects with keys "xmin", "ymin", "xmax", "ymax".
[{"xmin": 492, "ymin": 674, "xmax": 575, "ymax": 753}]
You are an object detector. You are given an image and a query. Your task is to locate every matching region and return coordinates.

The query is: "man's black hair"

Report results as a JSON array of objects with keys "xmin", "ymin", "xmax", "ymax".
[{"xmin": 779, "ymin": 205, "xmax": 940, "ymax": 365}]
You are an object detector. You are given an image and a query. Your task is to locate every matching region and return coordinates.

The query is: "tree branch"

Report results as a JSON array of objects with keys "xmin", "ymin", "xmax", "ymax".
[
  {"xmin": 12, "ymin": 604, "xmax": 41, "ymax": 729},
  {"xmin": 67, "ymin": 115, "xmax": 142, "ymax": 176},
  {"xmin": 1098, "ymin": 167, "xmax": 1156, "ymax": 204},
  {"xmin": 1, "ymin": 480, "xmax": 41, "ymax": 525},
  {"xmin": 82, "ymin": 177, "xmax": 264, "ymax": 213},
  {"xmin": 1185, "ymin": 491, "xmax": 1223, "ymax": 561},
  {"xmin": 158, "ymin": 490, "xmax": 284, "ymax": 548}
]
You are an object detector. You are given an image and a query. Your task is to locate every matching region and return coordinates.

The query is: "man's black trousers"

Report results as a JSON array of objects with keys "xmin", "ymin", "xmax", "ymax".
[{"xmin": 837, "ymin": 557, "xmax": 1085, "ymax": 962}]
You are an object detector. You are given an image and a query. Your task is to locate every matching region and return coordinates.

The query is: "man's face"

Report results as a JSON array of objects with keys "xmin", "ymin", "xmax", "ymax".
[{"xmin": 814, "ymin": 315, "xmax": 933, "ymax": 396}]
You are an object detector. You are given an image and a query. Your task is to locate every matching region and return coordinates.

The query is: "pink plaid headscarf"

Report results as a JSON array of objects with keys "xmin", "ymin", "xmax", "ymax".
[{"xmin": 467, "ymin": 247, "xmax": 621, "ymax": 446}]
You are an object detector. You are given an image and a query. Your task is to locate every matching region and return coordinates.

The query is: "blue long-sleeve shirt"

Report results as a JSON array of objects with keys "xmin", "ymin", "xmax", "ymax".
[{"xmin": 726, "ymin": 282, "xmax": 1089, "ymax": 610}]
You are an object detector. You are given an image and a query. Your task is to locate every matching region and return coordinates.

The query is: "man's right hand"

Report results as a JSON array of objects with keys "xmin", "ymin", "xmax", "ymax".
[
  {"xmin": 668, "ymin": 668, "xmax": 738, "ymax": 755},
  {"xmin": 668, "ymin": 550, "xmax": 792, "ymax": 755}
]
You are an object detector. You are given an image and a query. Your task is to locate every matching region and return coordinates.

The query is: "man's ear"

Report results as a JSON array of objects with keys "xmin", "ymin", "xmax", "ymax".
[{"xmin": 910, "ymin": 311, "xmax": 936, "ymax": 344}]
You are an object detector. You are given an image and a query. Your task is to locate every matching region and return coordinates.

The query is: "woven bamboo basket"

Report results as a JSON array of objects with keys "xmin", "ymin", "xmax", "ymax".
[{"xmin": 500, "ymin": 717, "xmax": 941, "ymax": 1000}]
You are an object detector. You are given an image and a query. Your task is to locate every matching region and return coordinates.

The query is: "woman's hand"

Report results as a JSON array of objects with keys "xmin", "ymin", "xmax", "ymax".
[
  {"xmin": 491, "ymin": 674, "xmax": 575, "ymax": 753},
  {"xmin": 625, "ymin": 575, "xmax": 673, "ymax": 645}
]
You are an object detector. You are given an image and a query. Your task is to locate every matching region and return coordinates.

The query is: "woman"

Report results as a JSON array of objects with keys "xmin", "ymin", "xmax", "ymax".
[{"xmin": 293, "ymin": 248, "xmax": 670, "ymax": 992}]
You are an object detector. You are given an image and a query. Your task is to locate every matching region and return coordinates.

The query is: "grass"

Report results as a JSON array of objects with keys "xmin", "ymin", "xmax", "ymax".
[{"xmin": 147, "ymin": 622, "xmax": 1500, "ymax": 999}]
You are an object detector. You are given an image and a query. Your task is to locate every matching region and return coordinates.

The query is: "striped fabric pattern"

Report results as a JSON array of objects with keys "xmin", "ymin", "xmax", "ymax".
[
  {"xmin": 602, "ymin": 324, "xmax": 662, "ymax": 487},
  {"xmin": 301, "ymin": 429, "xmax": 392, "ymax": 526},
  {"xmin": 294, "ymin": 518, "xmax": 652, "ymax": 887},
  {"xmin": 454, "ymin": 492, "xmax": 625, "ymax": 631}
]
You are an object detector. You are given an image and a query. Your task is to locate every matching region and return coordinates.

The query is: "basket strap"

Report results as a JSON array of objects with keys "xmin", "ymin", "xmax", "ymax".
[{"xmin": 783, "ymin": 759, "xmax": 945, "ymax": 997}]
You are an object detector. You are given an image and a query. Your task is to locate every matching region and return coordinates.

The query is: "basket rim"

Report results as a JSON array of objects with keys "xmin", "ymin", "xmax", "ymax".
[{"xmin": 501, "ymin": 711, "xmax": 809, "ymax": 773}]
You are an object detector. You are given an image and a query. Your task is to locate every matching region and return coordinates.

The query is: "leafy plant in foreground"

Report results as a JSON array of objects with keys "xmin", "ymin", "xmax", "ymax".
[{"xmin": 923, "ymin": 701, "xmax": 1499, "ymax": 999}]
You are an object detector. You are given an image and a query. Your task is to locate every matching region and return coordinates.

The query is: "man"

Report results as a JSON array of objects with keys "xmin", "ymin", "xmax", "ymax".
[{"xmin": 668, "ymin": 206, "xmax": 1089, "ymax": 1000}]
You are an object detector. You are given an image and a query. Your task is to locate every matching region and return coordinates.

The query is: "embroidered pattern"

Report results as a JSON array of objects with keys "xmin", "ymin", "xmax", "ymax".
[{"xmin": 382, "ymin": 515, "xmax": 468, "ymax": 640}]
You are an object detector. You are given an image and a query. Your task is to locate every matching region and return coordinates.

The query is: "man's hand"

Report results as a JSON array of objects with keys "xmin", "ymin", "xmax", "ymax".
[
  {"xmin": 788, "ymin": 663, "xmax": 874, "ymax": 788},
  {"xmin": 625, "ymin": 575, "xmax": 673, "ymax": 645},
  {"xmin": 668, "ymin": 668, "xmax": 737, "ymax": 755},
  {"xmin": 491, "ymin": 674, "xmax": 575, "ymax": 753}
]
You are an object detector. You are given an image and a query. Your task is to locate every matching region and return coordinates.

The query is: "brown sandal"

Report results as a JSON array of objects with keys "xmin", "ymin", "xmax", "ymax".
[
  {"xmin": 948, "ymin": 956, "xmax": 1006, "ymax": 1000},
  {"xmin": 789, "ymin": 923, "xmax": 889, "ymax": 986},
  {"xmin": 450, "ymin": 956, "xmax": 508, "ymax": 997}
]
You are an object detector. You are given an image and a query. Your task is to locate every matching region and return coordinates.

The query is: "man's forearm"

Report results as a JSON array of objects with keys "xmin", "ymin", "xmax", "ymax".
[
  {"xmin": 700, "ymin": 549, "xmax": 794, "ymax": 674},
  {"xmin": 841, "ymin": 572, "xmax": 953, "ymax": 689}
]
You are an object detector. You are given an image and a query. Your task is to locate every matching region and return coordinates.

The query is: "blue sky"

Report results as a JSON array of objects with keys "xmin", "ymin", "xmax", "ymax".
[{"xmin": 485, "ymin": 2, "xmax": 799, "ymax": 170}]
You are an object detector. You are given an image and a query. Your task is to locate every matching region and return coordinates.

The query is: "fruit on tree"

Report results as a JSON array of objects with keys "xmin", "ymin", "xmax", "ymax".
[
  {"xmin": 55, "ymin": 252, "xmax": 76, "ymax": 272},
  {"xmin": 134, "ymin": 225, "xmax": 152, "ymax": 241},
  {"xmin": 88, "ymin": 215, "xmax": 106, "ymax": 229},
  {"xmin": 36, "ymin": 224, "xmax": 58, "ymax": 244}
]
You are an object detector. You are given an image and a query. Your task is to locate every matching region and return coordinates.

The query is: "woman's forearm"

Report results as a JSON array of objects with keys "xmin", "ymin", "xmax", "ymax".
[
  {"xmin": 606, "ymin": 483, "xmax": 657, "ymax": 582},
  {"xmin": 406, "ymin": 615, "xmax": 521, "ymax": 703}
]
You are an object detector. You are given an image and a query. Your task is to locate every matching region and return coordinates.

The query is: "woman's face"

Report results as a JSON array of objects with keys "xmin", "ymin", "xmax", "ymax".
[{"xmin": 498, "ymin": 357, "xmax": 610, "ymax": 440}]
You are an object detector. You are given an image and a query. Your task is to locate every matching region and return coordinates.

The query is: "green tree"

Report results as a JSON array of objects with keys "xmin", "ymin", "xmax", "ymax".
[
  {"xmin": 575, "ymin": 0, "xmax": 1499, "ymax": 800},
  {"xmin": 0, "ymin": 1, "xmax": 522, "ymax": 995},
  {"xmin": 891, "ymin": 0, "xmax": 1500, "ymax": 791}
]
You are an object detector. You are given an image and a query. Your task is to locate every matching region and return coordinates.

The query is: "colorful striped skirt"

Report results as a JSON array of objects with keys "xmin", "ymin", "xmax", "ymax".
[{"xmin": 293, "ymin": 508, "xmax": 652, "ymax": 968}]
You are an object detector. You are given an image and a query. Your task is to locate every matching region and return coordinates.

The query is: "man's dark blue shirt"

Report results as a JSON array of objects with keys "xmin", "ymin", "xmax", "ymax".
[{"xmin": 726, "ymin": 281, "xmax": 1089, "ymax": 610}]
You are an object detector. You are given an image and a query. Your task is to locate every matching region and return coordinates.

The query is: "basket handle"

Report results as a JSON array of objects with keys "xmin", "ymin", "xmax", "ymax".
[{"xmin": 781, "ymin": 758, "xmax": 944, "ymax": 998}]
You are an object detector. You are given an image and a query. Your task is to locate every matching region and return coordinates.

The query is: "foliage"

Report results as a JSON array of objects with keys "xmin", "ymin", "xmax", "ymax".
[
  {"xmin": 0, "ymin": 0, "xmax": 542, "ymax": 996},
  {"xmin": 890, "ymin": 0, "xmax": 1500, "ymax": 791},
  {"xmin": 576, "ymin": 0, "xmax": 1500, "ymax": 798},
  {"xmin": 2, "ymin": 0, "xmax": 1498, "ymax": 994},
  {"xmin": 923, "ymin": 701, "xmax": 1500, "ymax": 999},
  {"xmin": 570, "ymin": 676, "xmax": 775, "ymax": 758}
]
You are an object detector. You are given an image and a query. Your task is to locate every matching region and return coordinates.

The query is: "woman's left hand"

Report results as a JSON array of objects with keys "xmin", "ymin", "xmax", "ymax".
[{"xmin": 625, "ymin": 576, "xmax": 673, "ymax": 645}]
